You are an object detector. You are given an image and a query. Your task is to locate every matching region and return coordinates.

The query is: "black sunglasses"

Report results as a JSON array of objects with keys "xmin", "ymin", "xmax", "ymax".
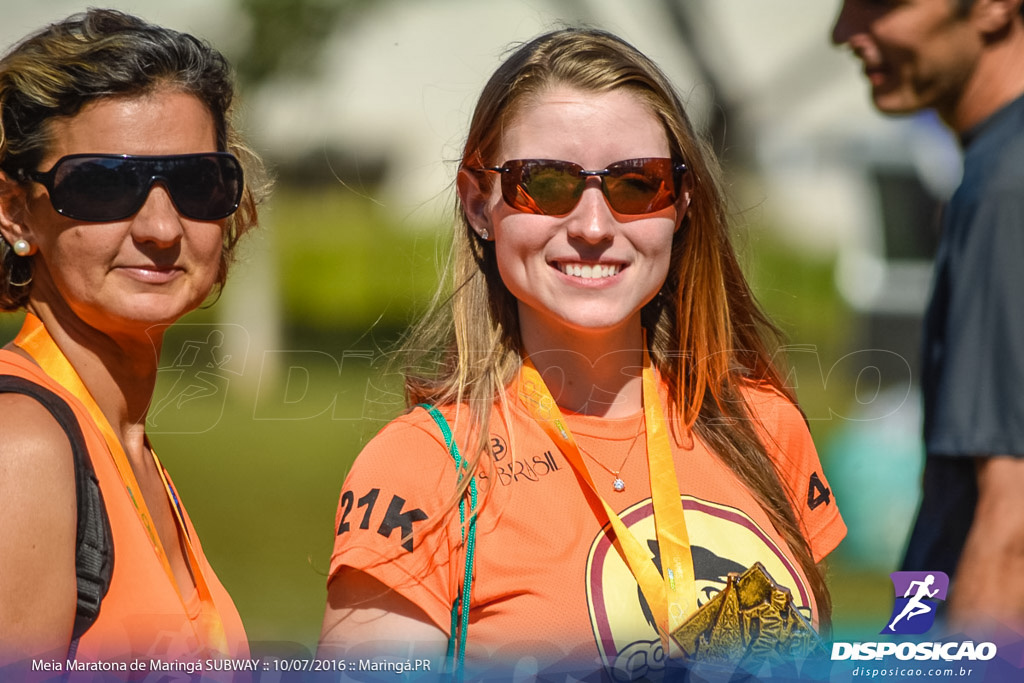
[
  {"xmin": 481, "ymin": 157, "xmax": 687, "ymax": 216},
  {"xmin": 22, "ymin": 153, "xmax": 244, "ymax": 222}
]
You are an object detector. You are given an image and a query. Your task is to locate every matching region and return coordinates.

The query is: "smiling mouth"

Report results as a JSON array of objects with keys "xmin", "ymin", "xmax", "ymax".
[
  {"xmin": 862, "ymin": 62, "xmax": 889, "ymax": 86},
  {"xmin": 556, "ymin": 262, "xmax": 622, "ymax": 280}
]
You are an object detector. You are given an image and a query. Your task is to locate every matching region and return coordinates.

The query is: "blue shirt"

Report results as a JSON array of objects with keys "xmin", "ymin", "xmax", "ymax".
[{"xmin": 902, "ymin": 92, "xmax": 1024, "ymax": 576}]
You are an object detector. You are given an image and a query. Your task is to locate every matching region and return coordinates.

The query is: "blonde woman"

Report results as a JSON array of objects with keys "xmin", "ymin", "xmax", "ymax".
[{"xmin": 321, "ymin": 28, "xmax": 845, "ymax": 679}]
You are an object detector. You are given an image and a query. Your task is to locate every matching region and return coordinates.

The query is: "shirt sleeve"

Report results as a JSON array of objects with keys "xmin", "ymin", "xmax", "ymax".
[
  {"xmin": 925, "ymin": 187, "xmax": 1024, "ymax": 457},
  {"xmin": 327, "ymin": 409, "xmax": 464, "ymax": 633},
  {"xmin": 745, "ymin": 387, "xmax": 847, "ymax": 563}
]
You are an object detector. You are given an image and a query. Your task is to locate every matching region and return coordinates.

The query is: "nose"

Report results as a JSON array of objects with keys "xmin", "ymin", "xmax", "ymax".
[
  {"xmin": 831, "ymin": 0, "xmax": 857, "ymax": 46},
  {"xmin": 565, "ymin": 180, "xmax": 615, "ymax": 244},
  {"xmin": 131, "ymin": 182, "xmax": 185, "ymax": 248}
]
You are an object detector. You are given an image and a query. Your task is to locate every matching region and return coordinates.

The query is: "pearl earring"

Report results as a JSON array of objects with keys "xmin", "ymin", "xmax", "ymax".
[{"xmin": 12, "ymin": 239, "xmax": 32, "ymax": 256}]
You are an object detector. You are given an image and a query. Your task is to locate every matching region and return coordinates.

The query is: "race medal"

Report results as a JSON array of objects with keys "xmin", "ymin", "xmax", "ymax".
[{"xmin": 671, "ymin": 562, "xmax": 825, "ymax": 668}]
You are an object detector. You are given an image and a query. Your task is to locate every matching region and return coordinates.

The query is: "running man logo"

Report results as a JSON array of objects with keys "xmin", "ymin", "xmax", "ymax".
[
  {"xmin": 148, "ymin": 324, "xmax": 248, "ymax": 434},
  {"xmin": 882, "ymin": 571, "xmax": 949, "ymax": 635}
]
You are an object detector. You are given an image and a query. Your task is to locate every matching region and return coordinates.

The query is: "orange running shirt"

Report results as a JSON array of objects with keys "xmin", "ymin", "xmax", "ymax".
[
  {"xmin": 328, "ymin": 381, "xmax": 845, "ymax": 677},
  {"xmin": 0, "ymin": 349, "xmax": 248, "ymax": 664}
]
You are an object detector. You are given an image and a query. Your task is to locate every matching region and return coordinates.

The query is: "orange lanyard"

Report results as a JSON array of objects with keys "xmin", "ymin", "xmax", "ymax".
[
  {"xmin": 15, "ymin": 313, "xmax": 230, "ymax": 656},
  {"xmin": 517, "ymin": 345, "xmax": 696, "ymax": 650}
]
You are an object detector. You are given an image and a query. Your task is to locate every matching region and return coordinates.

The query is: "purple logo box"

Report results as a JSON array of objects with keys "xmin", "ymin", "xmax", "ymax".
[{"xmin": 882, "ymin": 571, "xmax": 950, "ymax": 635}]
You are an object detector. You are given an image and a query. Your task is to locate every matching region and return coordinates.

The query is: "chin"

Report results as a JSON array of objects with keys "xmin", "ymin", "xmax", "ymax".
[
  {"xmin": 108, "ymin": 298, "xmax": 202, "ymax": 329},
  {"xmin": 871, "ymin": 90, "xmax": 922, "ymax": 116},
  {"xmin": 561, "ymin": 317, "xmax": 636, "ymax": 336}
]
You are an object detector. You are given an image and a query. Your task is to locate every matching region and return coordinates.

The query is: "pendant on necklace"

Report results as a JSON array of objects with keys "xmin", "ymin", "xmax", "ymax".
[{"xmin": 613, "ymin": 477, "xmax": 626, "ymax": 492}]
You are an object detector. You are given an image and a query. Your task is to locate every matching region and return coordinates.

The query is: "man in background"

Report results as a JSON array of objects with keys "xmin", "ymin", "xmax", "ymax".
[{"xmin": 832, "ymin": 0, "xmax": 1024, "ymax": 632}]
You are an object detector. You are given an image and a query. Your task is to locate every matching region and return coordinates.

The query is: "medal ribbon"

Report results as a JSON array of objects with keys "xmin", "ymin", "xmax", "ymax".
[
  {"xmin": 517, "ymin": 345, "xmax": 696, "ymax": 648},
  {"xmin": 15, "ymin": 313, "xmax": 230, "ymax": 656}
]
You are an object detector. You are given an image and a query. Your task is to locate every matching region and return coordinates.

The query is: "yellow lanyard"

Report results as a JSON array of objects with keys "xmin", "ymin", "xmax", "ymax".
[
  {"xmin": 517, "ymin": 346, "xmax": 697, "ymax": 649},
  {"xmin": 15, "ymin": 313, "xmax": 230, "ymax": 656}
]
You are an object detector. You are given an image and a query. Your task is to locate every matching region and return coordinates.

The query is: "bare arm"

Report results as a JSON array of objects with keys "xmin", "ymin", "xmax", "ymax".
[
  {"xmin": 0, "ymin": 394, "xmax": 77, "ymax": 665},
  {"xmin": 946, "ymin": 455, "xmax": 1024, "ymax": 632},
  {"xmin": 318, "ymin": 567, "xmax": 447, "ymax": 668}
]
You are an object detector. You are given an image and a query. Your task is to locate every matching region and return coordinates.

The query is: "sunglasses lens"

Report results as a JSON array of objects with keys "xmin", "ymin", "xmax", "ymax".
[
  {"xmin": 496, "ymin": 158, "xmax": 679, "ymax": 216},
  {"xmin": 604, "ymin": 159, "xmax": 677, "ymax": 214},
  {"xmin": 44, "ymin": 154, "xmax": 243, "ymax": 222},
  {"xmin": 50, "ymin": 157, "xmax": 144, "ymax": 221},
  {"xmin": 504, "ymin": 160, "xmax": 584, "ymax": 215},
  {"xmin": 163, "ymin": 155, "xmax": 243, "ymax": 220}
]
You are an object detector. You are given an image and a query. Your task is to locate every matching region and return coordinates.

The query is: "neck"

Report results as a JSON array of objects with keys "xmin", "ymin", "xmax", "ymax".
[
  {"xmin": 25, "ymin": 300, "xmax": 163, "ymax": 453},
  {"xmin": 520, "ymin": 315, "xmax": 645, "ymax": 418},
  {"xmin": 947, "ymin": 23, "xmax": 1024, "ymax": 134}
]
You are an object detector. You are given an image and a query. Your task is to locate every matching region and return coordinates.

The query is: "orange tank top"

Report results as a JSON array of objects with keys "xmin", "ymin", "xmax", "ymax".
[{"xmin": 0, "ymin": 348, "xmax": 248, "ymax": 664}]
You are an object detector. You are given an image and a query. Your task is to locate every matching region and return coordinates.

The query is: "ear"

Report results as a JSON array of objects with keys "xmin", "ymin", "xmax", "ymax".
[
  {"xmin": 971, "ymin": 0, "xmax": 1021, "ymax": 34},
  {"xmin": 457, "ymin": 167, "xmax": 494, "ymax": 240},
  {"xmin": 0, "ymin": 169, "xmax": 34, "ymax": 248},
  {"xmin": 673, "ymin": 168, "xmax": 695, "ymax": 233}
]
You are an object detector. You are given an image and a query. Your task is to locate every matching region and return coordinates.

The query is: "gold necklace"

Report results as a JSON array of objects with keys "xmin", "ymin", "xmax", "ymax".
[{"xmin": 575, "ymin": 418, "xmax": 644, "ymax": 492}]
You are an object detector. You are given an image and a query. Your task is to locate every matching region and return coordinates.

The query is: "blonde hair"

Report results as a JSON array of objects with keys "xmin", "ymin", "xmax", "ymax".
[
  {"xmin": 0, "ymin": 8, "xmax": 269, "ymax": 310},
  {"xmin": 402, "ymin": 27, "xmax": 832, "ymax": 626}
]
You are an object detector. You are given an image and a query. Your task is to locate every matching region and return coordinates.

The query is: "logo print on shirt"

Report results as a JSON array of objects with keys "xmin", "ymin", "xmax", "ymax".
[
  {"xmin": 882, "ymin": 571, "xmax": 949, "ymax": 635},
  {"xmin": 586, "ymin": 497, "xmax": 812, "ymax": 681},
  {"xmin": 637, "ymin": 541, "xmax": 747, "ymax": 632},
  {"xmin": 475, "ymin": 434, "xmax": 561, "ymax": 487}
]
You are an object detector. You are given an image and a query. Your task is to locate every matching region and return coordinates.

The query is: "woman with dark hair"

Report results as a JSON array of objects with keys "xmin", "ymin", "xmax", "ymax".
[
  {"xmin": 320, "ymin": 27, "xmax": 845, "ymax": 678},
  {"xmin": 0, "ymin": 9, "xmax": 266, "ymax": 665}
]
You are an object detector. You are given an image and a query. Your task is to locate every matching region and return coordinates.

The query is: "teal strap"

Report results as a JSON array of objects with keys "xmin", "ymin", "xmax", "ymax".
[{"xmin": 419, "ymin": 404, "xmax": 477, "ymax": 679}]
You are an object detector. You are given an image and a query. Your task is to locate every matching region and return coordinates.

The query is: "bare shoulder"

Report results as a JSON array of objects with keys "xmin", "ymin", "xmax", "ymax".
[
  {"xmin": 0, "ymin": 385, "xmax": 77, "ymax": 441},
  {"xmin": 0, "ymin": 392, "xmax": 78, "ymax": 663},
  {"xmin": 0, "ymin": 392, "xmax": 78, "ymax": 494}
]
